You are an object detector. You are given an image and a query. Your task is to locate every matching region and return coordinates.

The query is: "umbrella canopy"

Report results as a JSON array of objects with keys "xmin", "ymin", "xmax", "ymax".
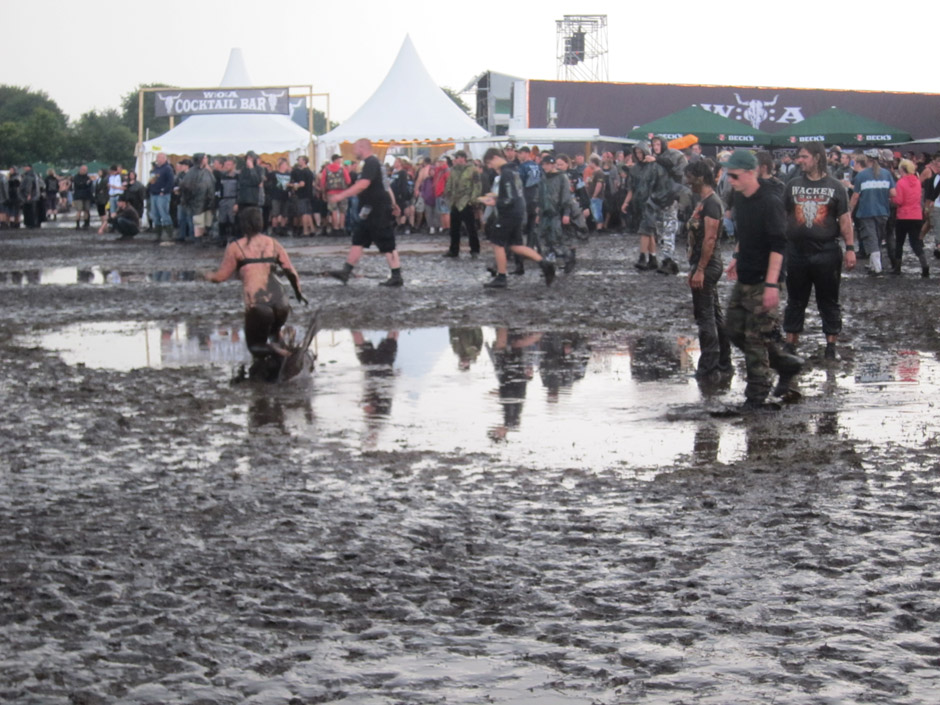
[
  {"xmin": 770, "ymin": 107, "xmax": 912, "ymax": 147},
  {"xmin": 627, "ymin": 105, "xmax": 770, "ymax": 146}
]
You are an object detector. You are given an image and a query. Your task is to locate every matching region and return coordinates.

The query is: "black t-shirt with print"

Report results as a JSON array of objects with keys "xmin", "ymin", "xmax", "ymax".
[
  {"xmin": 686, "ymin": 192, "xmax": 724, "ymax": 267},
  {"xmin": 784, "ymin": 174, "xmax": 848, "ymax": 251}
]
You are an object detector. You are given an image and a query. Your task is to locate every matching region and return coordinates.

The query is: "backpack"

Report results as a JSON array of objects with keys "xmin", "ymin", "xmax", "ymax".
[
  {"xmin": 325, "ymin": 166, "xmax": 347, "ymax": 192},
  {"xmin": 660, "ymin": 148, "xmax": 689, "ymax": 184},
  {"xmin": 519, "ymin": 160, "xmax": 541, "ymax": 189}
]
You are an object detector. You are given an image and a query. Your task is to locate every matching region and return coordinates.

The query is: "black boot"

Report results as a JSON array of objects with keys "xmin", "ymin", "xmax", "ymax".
[
  {"xmin": 379, "ymin": 269, "xmax": 404, "ymax": 287},
  {"xmin": 328, "ymin": 262, "xmax": 353, "ymax": 284},
  {"xmin": 539, "ymin": 259, "xmax": 556, "ymax": 286},
  {"xmin": 634, "ymin": 252, "xmax": 648, "ymax": 270},
  {"xmin": 564, "ymin": 248, "xmax": 577, "ymax": 274},
  {"xmin": 646, "ymin": 255, "xmax": 659, "ymax": 271}
]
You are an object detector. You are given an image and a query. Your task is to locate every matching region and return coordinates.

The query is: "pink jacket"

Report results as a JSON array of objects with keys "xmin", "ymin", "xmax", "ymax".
[{"xmin": 892, "ymin": 173, "xmax": 923, "ymax": 220}]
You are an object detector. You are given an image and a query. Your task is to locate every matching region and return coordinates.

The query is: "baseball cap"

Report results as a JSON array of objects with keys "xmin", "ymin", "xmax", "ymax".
[{"xmin": 721, "ymin": 150, "xmax": 758, "ymax": 171}]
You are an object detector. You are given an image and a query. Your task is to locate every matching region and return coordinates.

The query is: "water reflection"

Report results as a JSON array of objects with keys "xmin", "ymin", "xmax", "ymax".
[
  {"xmin": 353, "ymin": 330, "xmax": 398, "ymax": 448},
  {"xmin": 0, "ymin": 267, "xmax": 199, "ymax": 286},
  {"xmin": 20, "ymin": 322, "xmax": 940, "ymax": 470},
  {"xmin": 488, "ymin": 329, "xmax": 541, "ymax": 441},
  {"xmin": 449, "ymin": 327, "xmax": 483, "ymax": 371}
]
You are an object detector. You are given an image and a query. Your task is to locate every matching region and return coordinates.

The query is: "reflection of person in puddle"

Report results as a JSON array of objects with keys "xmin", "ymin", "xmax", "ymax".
[
  {"xmin": 487, "ymin": 328, "xmax": 542, "ymax": 440},
  {"xmin": 353, "ymin": 330, "xmax": 398, "ymax": 417},
  {"xmin": 539, "ymin": 332, "xmax": 589, "ymax": 402},
  {"xmin": 449, "ymin": 327, "xmax": 483, "ymax": 371},
  {"xmin": 205, "ymin": 207, "xmax": 305, "ymax": 381}
]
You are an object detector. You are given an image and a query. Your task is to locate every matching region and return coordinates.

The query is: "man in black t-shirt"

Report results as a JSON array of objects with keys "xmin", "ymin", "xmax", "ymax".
[
  {"xmin": 723, "ymin": 150, "xmax": 803, "ymax": 409},
  {"xmin": 327, "ymin": 139, "xmax": 403, "ymax": 287},
  {"xmin": 480, "ymin": 148, "xmax": 556, "ymax": 289},
  {"xmin": 290, "ymin": 156, "xmax": 315, "ymax": 236},
  {"xmin": 783, "ymin": 143, "xmax": 856, "ymax": 366}
]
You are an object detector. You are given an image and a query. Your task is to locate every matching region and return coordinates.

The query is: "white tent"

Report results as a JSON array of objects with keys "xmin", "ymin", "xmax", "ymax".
[
  {"xmin": 317, "ymin": 35, "xmax": 489, "ymax": 161},
  {"xmin": 136, "ymin": 49, "xmax": 313, "ymax": 182}
]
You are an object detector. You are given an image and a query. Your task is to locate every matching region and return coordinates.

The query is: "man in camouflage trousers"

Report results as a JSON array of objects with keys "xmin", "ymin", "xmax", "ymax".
[{"xmin": 722, "ymin": 150, "xmax": 803, "ymax": 409}]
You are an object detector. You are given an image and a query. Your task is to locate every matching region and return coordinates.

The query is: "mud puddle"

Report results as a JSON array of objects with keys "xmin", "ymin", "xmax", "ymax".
[{"xmin": 21, "ymin": 322, "xmax": 940, "ymax": 471}]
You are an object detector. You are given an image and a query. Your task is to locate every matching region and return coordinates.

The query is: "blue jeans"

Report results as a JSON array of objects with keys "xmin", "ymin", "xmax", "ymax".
[
  {"xmin": 109, "ymin": 195, "xmax": 121, "ymax": 214},
  {"xmin": 177, "ymin": 205, "xmax": 194, "ymax": 241},
  {"xmin": 151, "ymin": 193, "xmax": 172, "ymax": 227},
  {"xmin": 590, "ymin": 197, "xmax": 604, "ymax": 224}
]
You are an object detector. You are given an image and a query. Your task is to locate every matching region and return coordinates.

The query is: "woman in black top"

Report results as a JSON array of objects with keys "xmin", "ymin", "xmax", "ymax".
[{"xmin": 685, "ymin": 159, "xmax": 731, "ymax": 381}]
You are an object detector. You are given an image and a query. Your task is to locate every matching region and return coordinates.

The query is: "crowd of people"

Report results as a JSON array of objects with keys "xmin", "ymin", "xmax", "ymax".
[{"xmin": 5, "ymin": 138, "xmax": 940, "ymax": 409}]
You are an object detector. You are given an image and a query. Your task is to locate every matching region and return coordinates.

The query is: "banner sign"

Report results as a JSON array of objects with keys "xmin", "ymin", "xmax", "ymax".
[{"xmin": 154, "ymin": 88, "xmax": 291, "ymax": 117}]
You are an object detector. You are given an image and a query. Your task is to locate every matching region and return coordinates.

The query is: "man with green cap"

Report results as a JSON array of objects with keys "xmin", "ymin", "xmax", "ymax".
[{"xmin": 723, "ymin": 149, "xmax": 803, "ymax": 410}]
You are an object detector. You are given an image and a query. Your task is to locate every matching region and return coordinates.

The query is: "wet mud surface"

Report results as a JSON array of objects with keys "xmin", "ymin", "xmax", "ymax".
[{"xmin": 2, "ymin": 227, "xmax": 940, "ymax": 704}]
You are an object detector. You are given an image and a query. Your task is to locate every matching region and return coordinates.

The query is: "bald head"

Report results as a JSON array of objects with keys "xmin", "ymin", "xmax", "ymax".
[{"xmin": 353, "ymin": 138, "xmax": 373, "ymax": 159}]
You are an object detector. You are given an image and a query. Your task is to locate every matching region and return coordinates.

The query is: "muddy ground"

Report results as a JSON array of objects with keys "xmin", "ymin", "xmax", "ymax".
[{"xmin": 2, "ymin": 225, "xmax": 940, "ymax": 704}]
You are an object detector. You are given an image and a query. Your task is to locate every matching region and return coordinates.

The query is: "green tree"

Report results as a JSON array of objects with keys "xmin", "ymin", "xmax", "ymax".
[
  {"xmin": 0, "ymin": 121, "xmax": 27, "ymax": 166},
  {"xmin": 0, "ymin": 85, "xmax": 69, "ymax": 165},
  {"xmin": 313, "ymin": 109, "xmax": 337, "ymax": 136},
  {"xmin": 64, "ymin": 109, "xmax": 137, "ymax": 167},
  {"xmin": 441, "ymin": 87, "xmax": 473, "ymax": 118},
  {"xmin": 0, "ymin": 85, "xmax": 68, "ymax": 127},
  {"xmin": 120, "ymin": 83, "xmax": 173, "ymax": 140},
  {"xmin": 23, "ymin": 108, "xmax": 66, "ymax": 163}
]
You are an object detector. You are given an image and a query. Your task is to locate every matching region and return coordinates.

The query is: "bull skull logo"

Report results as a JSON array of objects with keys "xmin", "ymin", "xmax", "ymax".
[
  {"xmin": 734, "ymin": 93, "xmax": 778, "ymax": 130},
  {"xmin": 260, "ymin": 90, "xmax": 286, "ymax": 112},
  {"xmin": 159, "ymin": 93, "xmax": 182, "ymax": 115},
  {"xmin": 800, "ymin": 200, "xmax": 819, "ymax": 225}
]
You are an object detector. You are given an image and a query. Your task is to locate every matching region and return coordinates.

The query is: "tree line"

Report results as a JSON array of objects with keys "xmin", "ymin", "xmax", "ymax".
[{"xmin": 0, "ymin": 83, "xmax": 336, "ymax": 170}]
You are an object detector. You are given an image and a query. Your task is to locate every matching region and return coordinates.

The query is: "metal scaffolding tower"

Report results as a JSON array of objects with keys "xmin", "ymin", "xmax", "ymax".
[{"xmin": 556, "ymin": 15, "xmax": 608, "ymax": 82}]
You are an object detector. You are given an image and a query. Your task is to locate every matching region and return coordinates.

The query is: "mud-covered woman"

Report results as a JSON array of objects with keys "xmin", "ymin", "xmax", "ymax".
[
  {"xmin": 684, "ymin": 159, "xmax": 731, "ymax": 383},
  {"xmin": 205, "ymin": 206, "xmax": 305, "ymax": 374}
]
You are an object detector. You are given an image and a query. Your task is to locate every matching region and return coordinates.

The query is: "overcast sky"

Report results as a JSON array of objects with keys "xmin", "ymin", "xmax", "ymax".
[{"xmin": 6, "ymin": 0, "xmax": 938, "ymax": 124}]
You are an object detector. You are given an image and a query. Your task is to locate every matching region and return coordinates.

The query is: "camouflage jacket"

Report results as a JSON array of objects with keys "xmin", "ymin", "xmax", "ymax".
[{"xmin": 444, "ymin": 163, "xmax": 481, "ymax": 211}]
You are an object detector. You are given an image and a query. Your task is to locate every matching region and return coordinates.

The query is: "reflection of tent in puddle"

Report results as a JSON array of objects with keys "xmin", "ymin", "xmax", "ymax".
[
  {"xmin": 24, "ymin": 320, "xmax": 251, "ymax": 371},
  {"xmin": 0, "ymin": 267, "xmax": 199, "ymax": 286},
  {"xmin": 854, "ymin": 350, "xmax": 923, "ymax": 385}
]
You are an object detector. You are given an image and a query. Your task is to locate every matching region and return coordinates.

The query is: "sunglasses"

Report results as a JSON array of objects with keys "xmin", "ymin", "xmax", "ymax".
[{"xmin": 728, "ymin": 172, "xmax": 742, "ymax": 181}]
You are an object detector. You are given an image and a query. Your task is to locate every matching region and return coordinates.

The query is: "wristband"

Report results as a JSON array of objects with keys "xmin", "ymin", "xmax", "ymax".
[
  {"xmin": 764, "ymin": 282, "xmax": 779, "ymax": 289},
  {"xmin": 845, "ymin": 244, "xmax": 855, "ymax": 252},
  {"xmin": 731, "ymin": 251, "xmax": 738, "ymax": 259}
]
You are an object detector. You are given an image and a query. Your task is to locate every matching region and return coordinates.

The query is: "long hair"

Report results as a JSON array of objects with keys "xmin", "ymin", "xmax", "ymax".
[
  {"xmin": 685, "ymin": 158, "xmax": 717, "ymax": 189},
  {"xmin": 799, "ymin": 142, "xmax": 828, "ymax": 177},
  {"xmin": 238, "ymin": 207, "xmax": 264, "ymax": 241}
]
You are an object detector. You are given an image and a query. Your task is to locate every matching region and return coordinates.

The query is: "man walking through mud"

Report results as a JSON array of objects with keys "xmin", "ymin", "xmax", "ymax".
[
  {"xmin": 328, "ymin": 139, "xmax": 403, "ymax": 287},
  {"xmin": 722, "ymin": 150, "xmax": 803, "ymax": 410},
  {"xmin": 479, "ymin": 148, "xmax": 556, "ymax": 289},
  {"xmin": 781, "ymin": 143, "xmax": 855, "ymax": 373}
]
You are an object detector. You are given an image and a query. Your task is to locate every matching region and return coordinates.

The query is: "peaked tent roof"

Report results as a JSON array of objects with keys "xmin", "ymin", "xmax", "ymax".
[
  {"xmin": 137, "ymin": 48, "xmax": 312, "ymax": 180},
  {"xmin": 770, "ymin": 107, "xmax": 912, "ymax": 147},
  {"xmin": 320, "ymin": 35, "xmax": 489, "ymax": 145},
  {"xmin": 628, "ymin": 105, "xmax": 770, "ymax": 145}
]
